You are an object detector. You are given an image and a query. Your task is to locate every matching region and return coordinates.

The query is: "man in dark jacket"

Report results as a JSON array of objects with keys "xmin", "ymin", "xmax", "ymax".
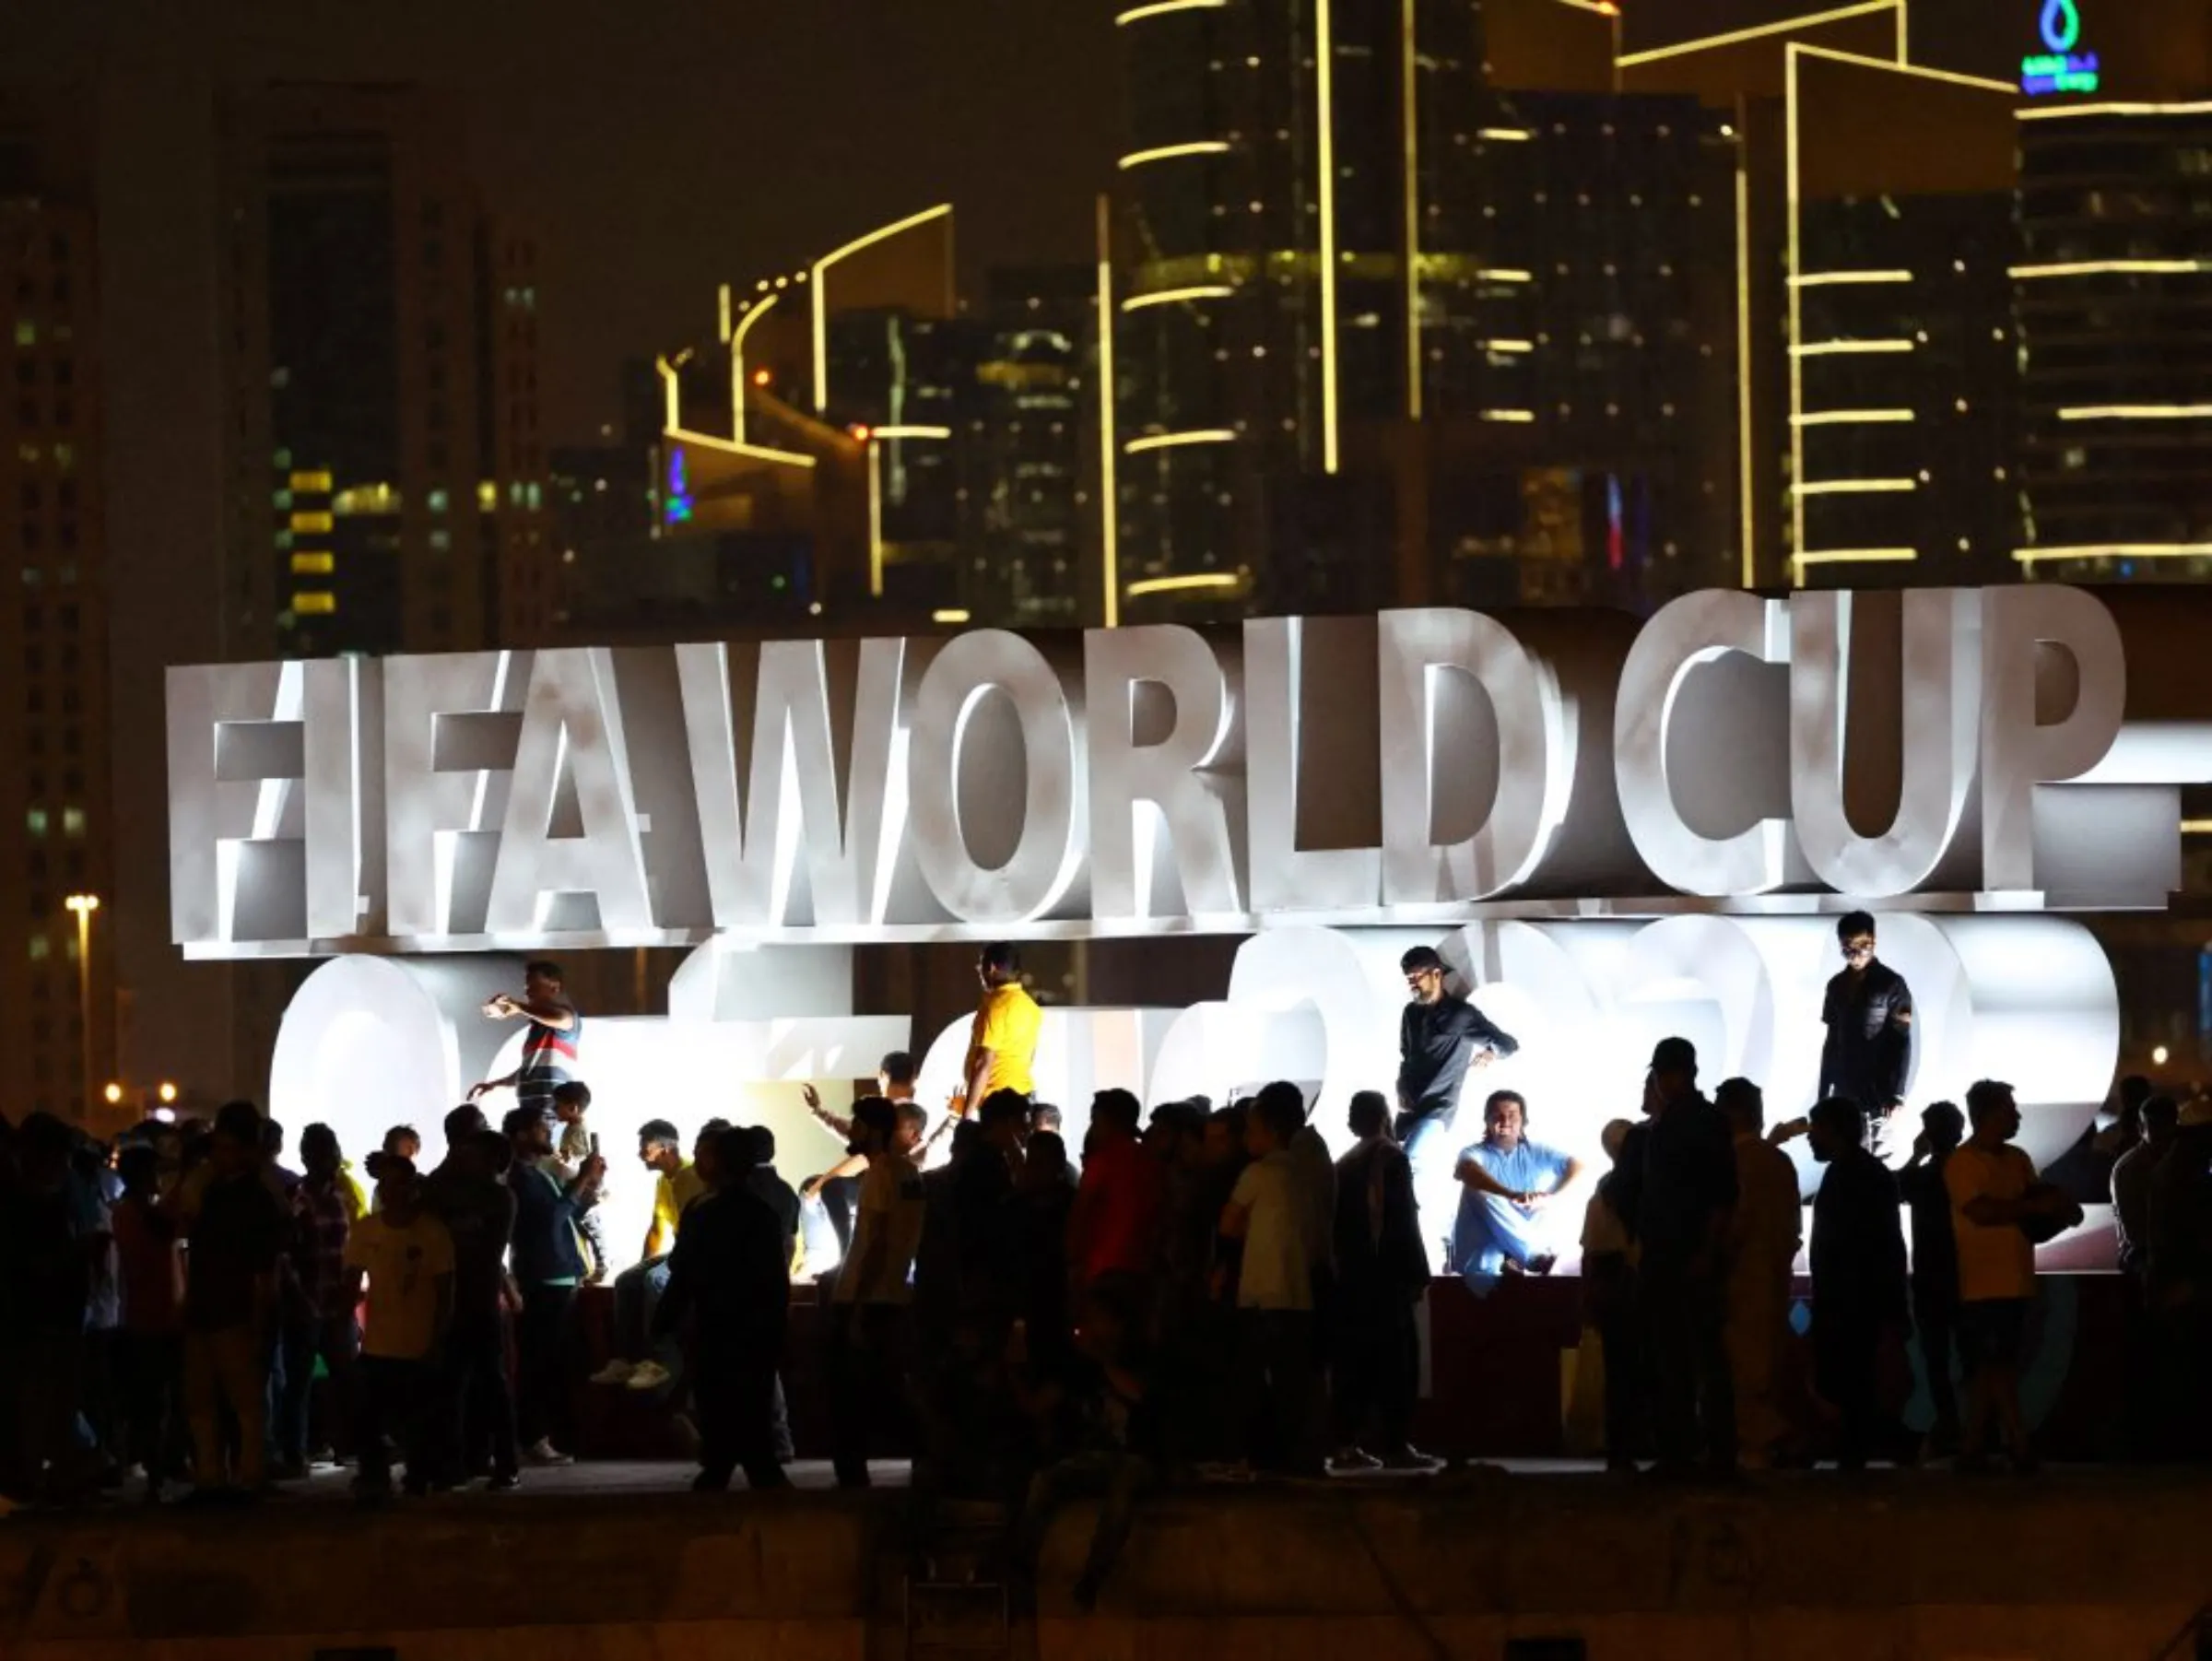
[
  {"xmin": 1330, "ymin": 1090, "xmax": 1432, "ymax": 1471},
  {"xmin": 1395, "ymin": 946, "xmax": 1518, "ymax": 1248},
  {"xmin": 1809, "ymin": 1096, "xmax": 1909, "ymax": 1470},
  {"xmin": 656, "ymin": 1125, "xmax": 792, "ymax": 1491},
  {"xmin": 1819, "ymin": 911, "xmax": 1914, "ymax": 1122},
  {"xmin": 503, "ymin": 1104, "xmax": 604, "ymax": 1467}
]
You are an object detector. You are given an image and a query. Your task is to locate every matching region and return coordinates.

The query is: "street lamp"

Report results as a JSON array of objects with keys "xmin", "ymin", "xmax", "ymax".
[
  {"xmin": 158, "ymin": 1081, "xmax": 178, "ymax": 1105},
  {"xmin": 64, "ymin": 893, "xmax": 99, "ymax": 1118}
]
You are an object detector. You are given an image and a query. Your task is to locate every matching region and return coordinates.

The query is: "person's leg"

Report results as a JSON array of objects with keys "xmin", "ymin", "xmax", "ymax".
[
  {"xmin": 1330, "ymin": 1291, "xmax": 1377, "ymax": 1453},
  {"xmin": 1073, "ymin": 1455, "xmax": 1155, "ymax": 1610},
  {"xmin": 1691, "ymin": 1275, "xmax": 1737, "ymax": 1475},
  {"xmin": 1640, "ymin": 1270, "xmax": 1694, "ymax": 1469},
  {"xmin": 453, "ymin": 1313, "xmax": 520, "ymax": 1481},
  {"xmin": 354, "ymin": 1356, "xmax": 394, "ymax": 1493},
  {"xmin": 735, "ymin": 1354, "xmax": 791, "ymax": 1490},
  {"xmin": 394, "ymin": 1360, "xmax": 434, "ymax": 1495},
  {"xmin": 769, "ymin": 1372, "xmax": 794, "ymax": 1463},
  {"xmin": 182, "ymin": 1331, "xmax": 227, "ymax": 1489},
  {"xmin": 1725, "ymin": 1258, "xmax": 1786, "ymax": 1467},
  {"xmin": 320, "ymin": 1313, "xmax": 360, "ymax": 1462},
  {"xmin": 1380, "ymin": 1291, "xmax": 1423, "ymax": 1455},
  {"xmin": 608, "ymin": 1264, "xmax": 649, "ymax": 1364},
  {"xmin": 1988, "ymin": 1300, "xmax": 2030, "ymax": 1463},
  {"xmin": 273, "ymin": 1315, "xmax": 313, "ymax": 1469},
  {"xmin": 828, "ymin": 1303, "xmax": 869, "ymax": 1486},
  {"xmin": 215, "ymin": 1325, "xmax": 270, "ymax": 1490},
  {"xmin": 1013, "ymin": 1452, "xmax": 1112, "ymax": 1576},
  {"xmin": 1917, "ymin": 1292, "xmax": 1961, "ymax": 1454}
]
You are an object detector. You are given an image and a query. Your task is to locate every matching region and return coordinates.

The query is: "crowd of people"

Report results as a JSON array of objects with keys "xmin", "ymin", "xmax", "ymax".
[{"xmin": 4, "ymin": 939, "xmax": 2211, "ymax": 1612}]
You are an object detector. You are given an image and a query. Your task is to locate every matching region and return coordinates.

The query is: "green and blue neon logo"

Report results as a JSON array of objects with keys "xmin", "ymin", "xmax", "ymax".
[{"xmin": 2022, "ymin": 0, "xmax": 2100, "ymax": 96}]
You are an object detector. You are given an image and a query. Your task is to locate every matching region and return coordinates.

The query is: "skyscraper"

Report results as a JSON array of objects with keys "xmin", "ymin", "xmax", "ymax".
[
  {"xmin": 216, "ymin": 85, "xmax": 552, "ymax": 662},
  {"xmin": 0, "ymin": 87, "xmax": 117, "ymax": 1123}
]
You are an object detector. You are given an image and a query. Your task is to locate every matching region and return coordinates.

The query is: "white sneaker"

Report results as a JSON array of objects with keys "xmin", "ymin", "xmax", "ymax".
[
  {"xmin": 588, "ymin": 1360, "xmax": 637, "ymax": 1386},
  {"xmin": 624, "ymin": 1360, "xmax": 673, "ymax": 1392},
  {"xmin": 523, "ymin": 1439, "xmax": 573, "ymax": 1467}
]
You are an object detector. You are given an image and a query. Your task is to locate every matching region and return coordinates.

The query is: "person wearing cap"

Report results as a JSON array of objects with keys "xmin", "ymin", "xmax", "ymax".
[
  {"xmin": 1819, "ymin": 913, "xmax": 1914, "ymax": 1123},
  {"xmin": 1612, "ymin": 1036, "xmax": 1738, "ymax": 1477},
  {"xmin": 1395, "ymin": 946, "xmax": 1519, "ymax": 1248}
]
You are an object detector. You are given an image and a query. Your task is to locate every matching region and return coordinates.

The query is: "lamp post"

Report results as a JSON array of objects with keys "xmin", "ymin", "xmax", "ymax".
[{"xmin": 64, "ymin": 893, "xmax": 99, "ymax": 1120}]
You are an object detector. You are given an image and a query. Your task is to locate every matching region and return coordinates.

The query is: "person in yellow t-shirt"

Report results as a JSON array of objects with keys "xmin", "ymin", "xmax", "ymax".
[
  {"xmin": 959, "ymin": 941, "xmax": 1042, "ymax": 1121},
  {"xmin": 342, "ymin": 1157, "xmax": 454, "ymax": 1500},
  {"xmin": 589, "ymin": 1119, "xmax": 706, "ymax": 1392}
]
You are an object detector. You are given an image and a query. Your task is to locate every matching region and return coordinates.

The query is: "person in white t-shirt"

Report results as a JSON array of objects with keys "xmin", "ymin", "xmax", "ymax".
[
  {"xmin": 1219, "ymin": 1082, "xmax": 1322, "ymax": 1476},
  {"xmin": 1944, "ymin": 1079, "xmax": 2080, "ymax": 1472},
  {"xmin": 828, "ymin": 1096, "xmax": 927, "ymax": 1489}
]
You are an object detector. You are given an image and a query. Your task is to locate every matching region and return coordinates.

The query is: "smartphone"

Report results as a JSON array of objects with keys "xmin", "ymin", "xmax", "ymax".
[{"xmin": 588, "ymin": 1132, "xmax": 600, "ymax": 1157}]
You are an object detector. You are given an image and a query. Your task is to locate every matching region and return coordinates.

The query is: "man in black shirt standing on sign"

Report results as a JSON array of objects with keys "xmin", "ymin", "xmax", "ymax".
[
  {"xmin": 1396, "ymin": 946, "xmax": 1519, "ymax": 1254},
  {"xmin": 1819, "ymin": 912, "xmax": 1914, "ymax": 1125}
]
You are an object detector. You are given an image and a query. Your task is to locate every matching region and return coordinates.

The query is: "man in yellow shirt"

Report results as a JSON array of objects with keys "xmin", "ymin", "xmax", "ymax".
[
  {"xmin": 960, "ymin": 941, "xmax": 1042, "ymax": 1120},
  {"xmin": 342, "ymin": 1157, "xmax": 454, "ymax": 1502},
  {"xmin": 589, "ymin": 1120, "xmax": 705, "ymax": 1392}
]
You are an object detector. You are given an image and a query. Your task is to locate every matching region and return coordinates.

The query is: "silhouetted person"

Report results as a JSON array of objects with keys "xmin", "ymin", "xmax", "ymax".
[
  {"xmin": 1219, "ymin": 1084, "xmax": 1323, "ymax": 1476},
  {"xmin": 2147, "ymin": 1099, "xmax": 2212, "ymax": 1461},
  {"xmin": 1808, "ymin": 1097, "xmax": 1907, "ymax": 1470},
  {"xmin": 828, "ymin": 1097, "xmax": 926, "ymax": 1488},
  {"xmin": 503, "ymin": 1102, "xmax": 606, "ymax": 1466},
  {"xmin": 276, "ymin": 1123, "xmax": 361, "ymax": 1478},
  {"xmin": 181, "ymin": 1101, "xmax": 289, "ymax": 1503},
  {"xmin": 344, "ymin": 1157, "xmax": 453, "ymax": 1502},
  {"xmin": 1818, "ymin": 912, "xmax": 1913, "ymax": 1125},
  {"xmin": 111, "ymin": 1144, "xmax": 185, "ymax": 1500},
  {"xmin": 2112, "ymin": 1094, "xmax": 2178, "ymax": 1278},
  {"xmin": 656, "ymin": 1125, "xmax": 793, "ymax": 1491},
  {"xmin": 1719, "ymin": 1078, "xmax": 1800, "ymax": 1470},
  {"xmin": 1330, "ymin": 1090, "xmax": 1431, "ymax": 1472},
  {"xmin": 1070, "ymin": 1089, "xmax": 1165, "ymax": 1295},
  {"xmin": 1900, "ymin": 1101, "xmax": 1966, "ymax": 1457},
  {"xmin": 423, "ymin": 1120, "xmax": 521, "ymax": 1490},
  {"xmin": 1613, "ymin": 1038, "xmax": 1737, "ymax": 1478},
  {"xmin": 469, "ymin": 959, "xmax": 582, "ymax": 1127}
]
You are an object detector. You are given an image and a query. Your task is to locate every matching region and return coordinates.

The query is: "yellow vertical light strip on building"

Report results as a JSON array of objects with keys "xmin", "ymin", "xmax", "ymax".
[
  {"xmin": 1096, "ymin": 194, "xmax": 1122, "ymax": 630},
  {"xmin": 730, "ymin": 291, "xmax": 781, "ymax": 446},
  {"xmin": 867, "ymin": 436, "xmax": 886, "ymax": 598},
  {"xmin": 1317, "ymin": 0, "xmax": 1341, "ymax": 473},
  {"xmin": 1402, "ymin": 0, "xmax": 1422, "ymax": 420},
  {"xmin": 1785, "ymin": 50, "xmax": 1806, "ymax": 585},
  {"xmin": 657, "ymin": 356, "xmax": 680, "ymax": 432},
  {"xmin": 1735, "ymin": 111, "xmax": 1758, "ymax": 589},
  {"xmin": 811, "ymin": 205, "xmax": 957, "ymax": 415},
  {"xmin": 717, "ymin": 284, "xmax": 732, "ymax": 344}
]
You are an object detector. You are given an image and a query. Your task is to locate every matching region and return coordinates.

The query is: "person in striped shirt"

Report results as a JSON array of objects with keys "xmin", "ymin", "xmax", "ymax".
[{"xmin": 470, "ymin": 960, "xmax": 582, "ymax": 1127}]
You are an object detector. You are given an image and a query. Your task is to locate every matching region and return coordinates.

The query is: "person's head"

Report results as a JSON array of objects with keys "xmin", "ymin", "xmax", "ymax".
[
  {"xmin": 1600, "ymin": 1118, "xmax": 1634, "ymax": 1165},
  {"xmin": 300, "ymin": 1123, "xmax": 342, "ymax": 1181},
  {"xmin": 877, "ymin": 1050, "xmax": 918, "ymax": 1100},
  {"xmin": 551, "ymin": 1080, "xmax": 593, "ymax": 1125},
  {"xmin": 1837, "ymin": 911, "xmax": 1877, "ymax": 971},
  {"xmin": 1483, "ymin": 1090, "xmax": 1528, "ymax": 1150},
  {"xmin": 978, "ymin": 941, "xmax": 1021, "ymax": 990},
  {"xmin": 1965, "ymin": 1078, "xmax": 2020, "ymax": 1144},
  {"xmin": 638, "ymin": 1119, "xmax": 683, "ymax": 1173},
  {"xmin": 850, "ymin": 1095, "xmax": 897, "ymax": 1156},
  {"xmin": 444, "ymin": 1102, "xmax": 488, "ymax": 1147},
  {"xmin": 382, "ymin": 1125, "xmax": 421, "ymax": 1161},
  {"xmin": 978, "ymin": 1089, "xmax": 1029, "ymax": 1152},
  {"xmin": 118, "ymin": 1142, "xmax": 160, "ymax": 1199},
  {"xmin": 261, "ymin": 1117, "xmax": 288, "ymax": 1164},
  {"xmin": 892, "ymin": 1099, "xmax": 928, "ymax": 1154},
  {"xmin": 1248, "ymin": 1080, "xmax": 1306, "ymax": 1157},
  {"xmin": 1347, "ymin": 1090, "xmax": 1391, "ymax": 1142},
  {"xmin": 17, "ymin": 1113, "xmax": 73, "ymax": 1185},
  {"xmin": 2119, "ymin": 1073, "xmax": 2152, "ymax": 1123},
  {"xmin": 1147, "ymin": 1100, "xmax": 1205, "ymax": 1162},
  {"xmin": 447, "ymin": 1126, "xmax": 493, "ymax": 1180},
  {"xmin": 375, "ymin": 1154, "xmax": 421, "ymax": 1219},
  {"xmin": 1091, "ymin": 1088, "xmax": 1142, "ymax": 1144},
  {"xmin": 1649, "ymin": 1037, "xmax": 1699, "ymax": 1105},
  {"xmin": 473, "ymin": 1126, "xmax": 514, "ymax": 1178},
  {"xmin": 1204, "ymin": 1106, "xmax": 1245, "ymax": 1166},
  {"xmin": 524, "ymin": 959, "xmax": 564, "ymax": 1002},
  {"xmin": 1921, "ymin": 1101, "xmax": 1965, "ymax": 1154},
  {"xmin": 710, "ymin": 1125, "xmax": 755, "ymax": 1189},
  {"xmin": 692, "ymin": 1116, "xmax": 733, "ymax": 1183},
  {"xmin": 1714, "ymin": 1077, "xmax": 1764, "ymax": 1137},
  {"xmin": 743, "ymin": 1125, "xmax": 776, "ymax": 1169},
  {"xmin": 1030, "ymin": 1101, "xmax": 1065, "ymax": 1137},
  {"xmin": 2144, "ymin": 1094, "xmax": 2181, "ymax": 1149},
  {"xmin": 1401, "ymin": 945, "xmax": 1448, "ymax": 1006},
  {"xmin": 503, "ymin": 1103, "xmax": 553, "ymax": 1160},
  {"xmin": 212, "ymin": 1101, "xmax": 265, "ymax": 1176},
  {"xmin": 1021, "ymin": 1129, "xmax": 1070, "ymax": 1192},
  {"xmin": 1807, "ymin": 1096, "xmax": 1865, "ymax": 1163}
]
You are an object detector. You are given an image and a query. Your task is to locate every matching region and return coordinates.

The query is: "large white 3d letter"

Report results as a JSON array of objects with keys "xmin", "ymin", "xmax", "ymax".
[
  {"xmin": 386, "ymin": 652, "xmax": 529, "ymax": 938},
  {"xmin": 1980, "ymin": 585, "xmax": 2125, "ymax": 893},
  {"xmin": 1791, "ymin": 589, "xmax": 1979, "ymax": 896},
  {"xmin": 303, "ymin": 656, "xmax": 384, "ymax": 941},
  {"xmin": 1616, "ymin": 591, "xmax": 1792, "ymax": 896},
  {"xmin": 677, "ymin": 639, "xmax": 909, "ymax": 927},
  {"xmin": 1246, "ymin": 617, "xmax": 1382, "ymax": 913},
  {"xmin": 167, "ymin": 661, "xmax": 306, "ymax": 946},
  {"xmin": 485, "ymin": 649, "xmax": 653, "ymax": 935},
  {"xmin": 1085, "ymin": 626, "xmax": 1241, "ymax": 920},
  {"xmin": 1378, "ymin": 608, "xmax": 1571, "ymax": 903},
  {"xmin": 908, "ymin": 631, "xmax": 1086, "ymax": 923}
]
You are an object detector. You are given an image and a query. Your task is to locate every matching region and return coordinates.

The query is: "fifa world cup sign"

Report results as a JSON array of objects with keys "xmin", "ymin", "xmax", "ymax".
[{"xmin": 165, "ymin": 586, "xmax": 2212, "ymax": 1195}]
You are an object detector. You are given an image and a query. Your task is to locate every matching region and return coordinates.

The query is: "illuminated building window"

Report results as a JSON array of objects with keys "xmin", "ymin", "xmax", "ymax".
[
  {"xmin": 428, "ymin": 488, "xmax": 450, "ymax": 514},
  {"xmin": 26, "ymin": 807, "xmax": 47, "ymax": 837},
  {"xmin": 290, "ymin": 552, "xmax": 335, "ymax": 574},
  {"xmin": 62, "ymin": 807, "xmax": 83, "ymax": 838},
  {"xmin": 429, "ymin": 530, "xmax": 452, "ymax": 551},
  {"xmin": 288, "ymin": 470, "xmax": 333, "ymax": 493},
  {"xmin": 274, "ymin": 490, "xmax": 294, "ymax": 511},
  {"xmin": 290, "ymin": 512, "xmax": 334, "ymax": 534},
  {"xmin": 275, "ymin": 448, "xmax": 292, "ymax": 468},
  {"xmin": 292, "ymin": 592, "xmax": 336, "ymax": 615},
  {"xmin": 13, "ymin": 321, "xmax": 34, "ymax": 348},
  {"xmin": 29, "ymin": 934, "xmax": 49, "ymax": 961}
]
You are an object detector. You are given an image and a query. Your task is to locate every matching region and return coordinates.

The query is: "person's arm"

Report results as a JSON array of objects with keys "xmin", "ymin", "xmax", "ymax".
[
  {"xmin": 1454, "ymin": 1153, "xmax": 1521, "ymax": 1201},
  {"xmin": 512, "ymin": 995, "xmax": 577, "ymax": 1032},
  {"xmin": 643, "ymin": 1180, "xmax": 672, "ymax": 1262},
  {"xmin": 1461, "ymin": 998, "xmax": 1519, "ymax": 1061},
  {"xmin": 653, "ymin": 1227, "xmax": 696, "ymax": 1339},
  {"xmin": 1524, "ymin": 1153, "xmax": 1585, "ymax": 1209},
  {"xmin": 559, "ymin": 1154, "xmax": 607, "ymax": 1215},
  {"xmin": 1218, "ymin": 1197, "xmax": 1253, "ymax": 1241},
  {"xmin": 343, "ymin": 1262, "xmax": 368, "ymax": 1315},
  {"xmin": 1817, "ymin": 981, "xmax": 1841, "ymax": 1101},
  {"xmin": 803, "ymin": 1151, "xmax": 870, "ymax": 1199},
  {"xmin": 801, "ymin": 1084, "xmax": 856, "ymax": 1145},
  {"xmin": 467, "ymin": 1068, "xmax": 521, "ymax": 1101},
  {"xmin": 1067, "ymin": 1168, "xmax": 1102, "ymax": 1275},
  {"xmin": 1396, "ymin": 1007, "xmax": 1421, "ymax": 1114},
  {"xmin": 1879, "ymin": 978, "xmax": 1914, "ymax": 1110},
  {"xmin": 961, "ymin": 1047, "xmax": 994, "ymax": 1119}
]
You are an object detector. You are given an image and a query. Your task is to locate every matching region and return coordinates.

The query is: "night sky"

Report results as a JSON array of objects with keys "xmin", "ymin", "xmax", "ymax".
[{"xmin": 15, "ymin": 0, "xmax": 1120, "ymax": 442}]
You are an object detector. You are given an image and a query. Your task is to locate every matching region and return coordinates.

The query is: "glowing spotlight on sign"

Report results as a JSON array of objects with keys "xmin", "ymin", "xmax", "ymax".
[{"xmin": 2022, "ymin": 0, "xmax": 2100, "ymax": 96}]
